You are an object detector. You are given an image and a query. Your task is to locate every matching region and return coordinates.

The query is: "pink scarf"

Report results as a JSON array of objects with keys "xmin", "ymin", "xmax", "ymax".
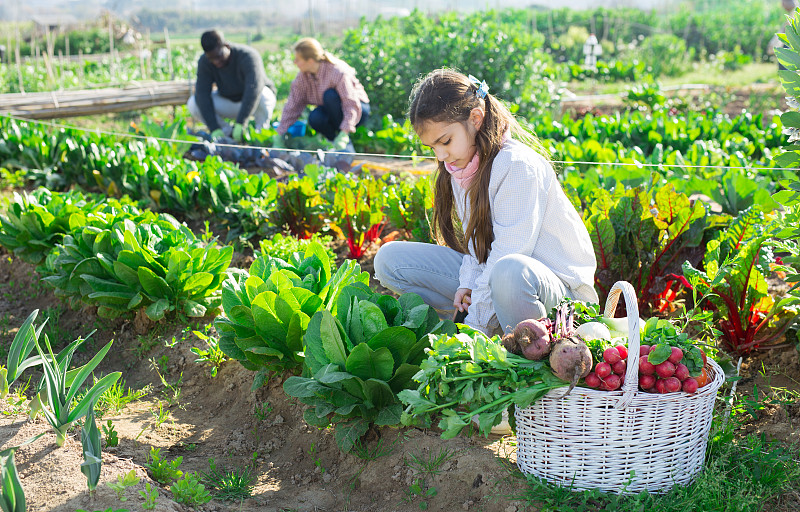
[
  {"xmin": 444, "ymin": 151, "xmax": 480, "ymax": 189},
  {"xmin": 443, "ymin": 131, "xmax": 511, "ymax": 189}
]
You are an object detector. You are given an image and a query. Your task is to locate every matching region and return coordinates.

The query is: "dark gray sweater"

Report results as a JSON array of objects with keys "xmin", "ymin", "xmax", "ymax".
[{"xmin": 194, "ymin": 44, "xmax": 277, "ymax": 132}]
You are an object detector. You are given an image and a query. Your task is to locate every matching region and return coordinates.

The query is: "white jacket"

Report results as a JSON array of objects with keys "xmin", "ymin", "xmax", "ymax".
[{"xmin": 454, "ymin": 139, "xmax": 599, "ymax": 333}]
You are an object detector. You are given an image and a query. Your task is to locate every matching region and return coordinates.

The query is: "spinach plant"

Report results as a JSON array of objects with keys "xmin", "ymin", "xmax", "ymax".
[
  {"xmin": 216, "ymin": 242, "xmax": 369, "ymax": 387},
  {"xmin": 399, "ymin": 328, "xmax": 563, "ymax": 439},
  {"xmin": 284, "ymin": 289, "xmax": 455, "ymax": 452}
]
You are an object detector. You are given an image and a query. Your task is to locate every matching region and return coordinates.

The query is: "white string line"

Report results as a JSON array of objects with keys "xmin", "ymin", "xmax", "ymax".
[{"xmin": 1, "ymin": 112, "xmax": 794, "ymax": 171}]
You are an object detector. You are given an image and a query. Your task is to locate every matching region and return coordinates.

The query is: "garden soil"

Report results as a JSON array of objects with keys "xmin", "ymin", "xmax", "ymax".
[{"xmin": 0, "ymin": 244, "xmax": 798, "ymax": 512}]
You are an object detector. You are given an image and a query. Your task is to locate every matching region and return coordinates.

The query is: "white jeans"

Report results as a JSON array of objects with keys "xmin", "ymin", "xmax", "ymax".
[{"xmin": 187, "ymin": 86, "xmax": 276, "ymax": 131}]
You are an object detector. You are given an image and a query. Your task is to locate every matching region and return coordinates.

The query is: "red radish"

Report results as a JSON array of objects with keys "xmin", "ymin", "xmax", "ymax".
[
  {"xmin": 668, "ymin": 347, "xmax": 684, "ymax": 365},
  {"xmin": 639, "ymin": 356, "xmax": 656, "ymax": 375},
  {"xmin": 664, "ymin": 377, "xmax": 682, "ymax": 393},
  {"xmin": 595, "ymin": 362, "xmax": 612, "ymax": 379},
  {"xmin": 674, "ymin": 363, "xmax": 690, "ymax": 382},
  {"xmin": 655, "ymin": 361, "xmax": 676, "ymax": 378},
  {"xmin": 616, "ymin": 345, "xmax": 628, "ymax": 359},
  {"xmin": 639, "ymin": 344, "xmax": 651, "ymax": 356},
  {"xmin": 603, "ymin": 347, "xmax": 622, "ymax": 364},
  {"xmin": 699, "ymin": 349, "xmax": 707, "ymax": 366},
  {"xmin": 603, "ymin": 374, "xmax": 621, "ymax": 390},
  {"xmin": 612, "ymin": 360, "xmax": 626, "ymax": 375},
  {"xmin": 655, "ymin": 379, "xmax": 668, "ymax": 394},
  {"xmin": 639, "ymin": 374, "xmax": 656, "ymax": 389},
  {"xmin": 682, "ymin": 378, "xmax": 699, "ymax": 393},
  {"xmin": 644, "ymin": 387, "xmax": 657, "ymax": 394},
  {"xmin": 585, "ymin": 372, "xmax": 601, "ymax": 388},
  {"xmin": 649, "ymin": 345, "xmax": 659, "ymax": 353}
]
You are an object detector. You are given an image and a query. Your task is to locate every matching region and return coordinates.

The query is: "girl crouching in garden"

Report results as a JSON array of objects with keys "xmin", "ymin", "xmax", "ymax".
[{"xmin": 374, "ymin": 69, "xmax": 598, "ymax": 337}]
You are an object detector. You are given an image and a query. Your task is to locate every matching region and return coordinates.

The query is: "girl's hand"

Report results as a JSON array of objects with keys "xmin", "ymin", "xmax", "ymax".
[{"xmin": 454, "ymin": 288, "xmax": 472, "ymax": 312}]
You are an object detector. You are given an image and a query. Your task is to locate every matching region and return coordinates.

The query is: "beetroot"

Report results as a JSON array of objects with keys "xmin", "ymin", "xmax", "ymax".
[
  {"xmin": 674, "ymin": 363, "xmax": 690, "ymax": 382},
  {"xmin": 639, "ymin": 374, "xmax": 656, "ymax": 389},
  {"xmin": 682, "ymin": 377, "xmax": 699, "ymax": 393},
  {"xmin": 639, "ymin": 356, "xmax": 656, "ymax": 375},
  {"xmin": 664, "ymin": 377, "xmax": 682, "ymax": 393},
  {"xmin": 668, "ymin": 347, "xmax": 684, "ymax": 365},
  {"xmin": 595, "ymin": 362, "xmax": 612, "ymax": 379},
  {"xmin": 550, "ymin": 335, "xmax": 593, "ymax": 398},
  {"xmin": 503, "ymin": 319, "xmax": 552, "ymax": 359},
  {"xmin": 603, "ymin": 347, "xmax": 622, "ymax": 364},
  {"xmin": 612, "ymin": 360, "xmax": 626, "ymax": 376},
  {"xmin": 655, "ymin": 361, "xmax": 676, "ymax": 378}
]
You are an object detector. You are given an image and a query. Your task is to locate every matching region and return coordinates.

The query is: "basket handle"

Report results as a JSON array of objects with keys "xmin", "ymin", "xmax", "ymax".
[{"xmin": 602, "ymin": 281, "xmax": 640, "ymax": 409}]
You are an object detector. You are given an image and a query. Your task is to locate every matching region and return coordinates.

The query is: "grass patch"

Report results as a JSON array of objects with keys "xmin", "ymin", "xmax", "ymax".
[
  {"xmin": 199, "ymin": 457, "xmax": 257, "ymax": 501},
  {"xmin": 515, "ymin": 419, "xmax": 800, "ymax": 512},
  {"xmin": 94, "ymin": 378, "xmax": 151, "ymax": 418}
]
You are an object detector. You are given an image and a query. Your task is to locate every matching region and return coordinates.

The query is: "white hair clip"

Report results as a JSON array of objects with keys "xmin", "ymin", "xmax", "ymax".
[{"xmin": 468, "ymin": 75, "xmax": 489, "ymax": 99}]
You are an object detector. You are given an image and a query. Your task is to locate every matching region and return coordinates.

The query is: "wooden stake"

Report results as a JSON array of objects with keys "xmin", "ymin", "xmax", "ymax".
[
  {"xmin": 164, "ymin": 27, "xmax": 173, "ymax": 79},
  {"xmin": 58, "ymin": 50, "xmax": 64, "ymax": 85},
  {"xmin": 109, "ymin": 18, "xmax": 116, "ymax": 81},
  {"xmin": 78, "ymin": 49, "xmax": 84, "ymax": 86},
  {"xmin": 14, "ymin": 28, "xmax": 24, "ymax": 94},
  {"xmin": 139, "ymin": 42, "xmax": 145, "ymax": 79},
  {"xmin": 146, "ymin": 29, "xmax": 151, "ymax": 80}
]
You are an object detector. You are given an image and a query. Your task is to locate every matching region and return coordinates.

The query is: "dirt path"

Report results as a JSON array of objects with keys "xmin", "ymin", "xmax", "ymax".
[
  {"xmin": 0, "ymin": 253, "xmax": 528, "ymax": 512},
  {"xmin": 0, "ymin": 250, "xmax": 798, "ymax": 511}
]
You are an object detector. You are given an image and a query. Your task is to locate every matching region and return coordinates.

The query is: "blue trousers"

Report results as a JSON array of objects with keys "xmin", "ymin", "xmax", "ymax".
[
  {"xmin": 308, "ymin": 88, "xmax": 370, "ymax": 140},
  {"xmin": 373, "ymin": 241, "xmax": 571, "ymax": 335}
]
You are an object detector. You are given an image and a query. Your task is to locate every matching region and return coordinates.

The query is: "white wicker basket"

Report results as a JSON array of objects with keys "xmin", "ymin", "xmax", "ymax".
[{"xmin": 515, "ymin": 281, "xmax": 725, "ymax": 494}]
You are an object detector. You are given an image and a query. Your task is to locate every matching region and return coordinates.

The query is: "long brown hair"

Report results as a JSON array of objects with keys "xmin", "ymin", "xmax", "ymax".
[{"xmin": 408, "ymin": 69, "xmax": 545, "ymax": 263}]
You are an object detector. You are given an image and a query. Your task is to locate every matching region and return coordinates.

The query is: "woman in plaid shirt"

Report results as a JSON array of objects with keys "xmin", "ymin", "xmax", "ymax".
[
  {"xmin": 374, "ymin": 69, "xmax": 598, "ymax": 337},
  {"xmin": 275, "ymin": 38, "xmax": 370, "ymax": 150}
]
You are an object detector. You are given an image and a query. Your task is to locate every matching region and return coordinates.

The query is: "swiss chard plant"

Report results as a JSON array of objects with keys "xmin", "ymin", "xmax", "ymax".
[
  {"xmin": 268, "ymin": 176, "xmax": 326, "ymax": 240},
  {"xmin": 682, "ymin": 207, "xmax": 798, "ymax": 355},
  {"xmin": 283, "ymin": 289, "xmax": 455, "ymax": 452},
  {"xmin": 584, "ymin": 183, "xmax": 713, "ymax": 315},
  {"xmin": 385, "ymin": 176, "xmax": 434, "ymax": 243},
  {"xmin": 215, "ymin": 242, "xmax": 370, "ymax": 388},
  {"xmin": 323, "ymin": 173, "xmax": 387, "ymax": 259}
]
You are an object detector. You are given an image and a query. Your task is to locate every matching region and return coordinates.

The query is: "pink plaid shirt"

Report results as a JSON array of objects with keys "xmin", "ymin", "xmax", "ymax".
[{"xmin": 277, "ymin": 59, "xmax": 369, "ymax": 135}]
